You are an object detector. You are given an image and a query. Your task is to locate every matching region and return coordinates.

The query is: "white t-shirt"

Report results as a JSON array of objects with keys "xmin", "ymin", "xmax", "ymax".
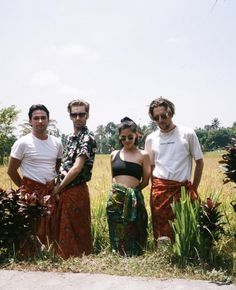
[
  {"xmin": 144, "ymin": 125, "xmax": 203, "ymax": 182},
  {"xmin": 10, "ymin": 133, "xmax": 63, "ymax": 184}
]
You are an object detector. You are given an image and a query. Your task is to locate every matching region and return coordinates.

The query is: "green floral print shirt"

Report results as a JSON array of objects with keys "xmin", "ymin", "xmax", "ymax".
[{"xmin": 59, "ymin": 126, "xmax": 96, "ymax": 187}]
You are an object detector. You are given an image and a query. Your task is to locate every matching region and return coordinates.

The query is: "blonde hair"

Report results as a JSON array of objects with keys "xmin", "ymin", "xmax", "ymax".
[{"xmin": 67, "ymin": 99, "xmax": 90, "ymax": 114}]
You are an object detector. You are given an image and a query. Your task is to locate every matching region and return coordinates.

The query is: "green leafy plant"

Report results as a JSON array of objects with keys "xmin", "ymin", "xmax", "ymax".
[
  {"xmin": 219, "ymin": 137, "xmax": 236, "ymax": 184},
  {"xmin": 171, "ymin": 187, "xmax": 200, "ymax": 263},
  {"xmin": 198, "ymin": 197, "xmax": 225, "ymax": 257},
  {"xmin": 171, "ymin": 188, "xmax": 225, "ymax": 264},
  {"xmin": 219, "ymin": 137, "xmax": 236, "ymax": 243},
  {"xmin": 0, "ymin": 187, "xmax": 50, "ymax": 256}
]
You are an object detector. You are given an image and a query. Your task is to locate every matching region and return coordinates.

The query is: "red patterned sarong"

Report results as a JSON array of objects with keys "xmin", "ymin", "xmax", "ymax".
[
  {"xmin": 53, "ymin": 183, "xmax": 93, "ymax": 259},
  {"xmin": 150, "ymin": 178, "xmax": 198, "ymax": 242},
  {"xmin": 19, "ymin": 177, "xmax": 55, "ymax": 257}
]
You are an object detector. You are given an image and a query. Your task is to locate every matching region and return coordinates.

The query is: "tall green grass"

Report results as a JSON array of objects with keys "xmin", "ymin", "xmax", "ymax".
[{"xmin": 171, "ymin": 187, "xmax": 201, "ymax": 262}]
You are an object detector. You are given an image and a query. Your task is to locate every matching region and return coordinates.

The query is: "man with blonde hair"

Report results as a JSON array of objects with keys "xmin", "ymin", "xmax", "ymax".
[{"xmin": 53, "ymin": 99, "xmax": 96, "ymax": 259}]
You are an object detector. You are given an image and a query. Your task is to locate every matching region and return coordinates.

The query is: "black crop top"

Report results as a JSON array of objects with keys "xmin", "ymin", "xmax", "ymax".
[{"xmin": 112, "ymin": 151, "xmax": 143, "ymax": 181}]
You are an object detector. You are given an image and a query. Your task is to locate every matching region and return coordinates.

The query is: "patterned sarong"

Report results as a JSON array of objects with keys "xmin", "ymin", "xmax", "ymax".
[
  {"xmin": 53, "ymin": 183, "xmax": 93, "ymax": 259},
  {"xmin": 19, "ymin": 177, "xmax": 55, "ymax": 257},
  {"xmin": 106, "ymin": 183, "xmax": 148, "ymax": 256},
  {"xmin": 150, "ymin": 178, "xmax": 198, "ymax": 242}
]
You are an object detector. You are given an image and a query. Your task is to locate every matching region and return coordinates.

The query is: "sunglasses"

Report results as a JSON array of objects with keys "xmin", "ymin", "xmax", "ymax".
[
  {"xmin": 119, "ymin": 135, "xmax": 135, "ymax": 142},
  {"xmin": 153, "ymin": 112, "xmax": 169, "ymax": 122},
  {"xmin": 70, "ymin": 112, "xmax": 87, "ymax": 118}
]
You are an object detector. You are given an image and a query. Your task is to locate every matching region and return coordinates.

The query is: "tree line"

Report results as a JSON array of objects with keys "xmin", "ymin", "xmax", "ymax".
[
  {"xmin": 0, "ymin": 105, "xmax": 235, "ymax": 164},
  {"xmin": 94, "ymin": 118, "xmax": 236, "ymax": 154}
]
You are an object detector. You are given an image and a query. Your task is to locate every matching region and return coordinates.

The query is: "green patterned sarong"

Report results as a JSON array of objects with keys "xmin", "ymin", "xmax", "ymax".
[{"xmin": 106, "ymin": 183, "xmax": 148, "ymax": 256}]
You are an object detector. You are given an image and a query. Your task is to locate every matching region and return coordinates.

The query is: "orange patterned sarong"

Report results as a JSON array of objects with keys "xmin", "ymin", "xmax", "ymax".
[
  {"xmin": 53, "ymin": 183, "xmax": 93, "ymax": 259},
  {"xmin": 150, "ymin": 178, "xmax": 198, "ymax": 242}
]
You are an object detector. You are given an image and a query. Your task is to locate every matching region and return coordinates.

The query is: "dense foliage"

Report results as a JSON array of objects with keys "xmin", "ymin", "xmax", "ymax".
[
  {"xmin": 171, "ymin": 189, "xmax": 225, "ymax": 264},
  {"xmin": 195, "ymin": 118, "xmax": 236, "ymax": 152},
  {"xmin": 0, "ymin": 187, "xmax": 50, "ymax": 256},
  {"xmin": 219, "ymin": 138, "xmax": 236, "ymax": 185}
]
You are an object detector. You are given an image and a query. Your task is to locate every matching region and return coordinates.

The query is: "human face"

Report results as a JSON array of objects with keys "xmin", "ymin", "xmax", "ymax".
[
  {"xmin": 119, "ymin": 128, "xmax": 136, "ymax": 149},
  {"xmin": 152, "ymin": 106, "xmax": 173, "ymax": 132},
  {"xmin": 29, "ymin": 110, "xmax": 49, "ymax": 134},
  {"xmin": 70, "ymin": 105, "xmax": 88, "ymax": 132}
]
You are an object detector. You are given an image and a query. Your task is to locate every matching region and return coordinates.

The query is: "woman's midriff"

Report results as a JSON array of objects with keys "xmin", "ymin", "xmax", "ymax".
[{"xmin": 112, "ymin": 175, "xmax": 140, "ymax": 188}]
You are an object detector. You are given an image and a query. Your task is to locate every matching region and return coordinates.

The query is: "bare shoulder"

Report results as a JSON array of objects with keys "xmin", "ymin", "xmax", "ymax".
[
  {"xmin": 138, "ymin": 149, "xmax": 151, "ymax": 164},
  {"xmin": 139, "ymin": 149, "xmax": 150, "ymax": 157},
  {"xmin": 111, "ymin": 150, "xmax": 119, "ymax": 160}
]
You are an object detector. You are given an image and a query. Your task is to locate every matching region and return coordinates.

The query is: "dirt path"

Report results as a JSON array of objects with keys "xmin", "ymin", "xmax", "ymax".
[{"xmin": 0, "ymin": 270, "xmax": 235, "ymax": 290}]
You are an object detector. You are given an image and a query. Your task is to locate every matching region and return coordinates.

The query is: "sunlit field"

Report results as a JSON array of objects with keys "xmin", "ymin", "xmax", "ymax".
[
  {"xmin": 89, "ymin": 151, "xmax": 236, "ymax": 203},
  {"xmin": 91, "ymin": 152, "xmax": 236, "ymax": 205},
  {"xmin": 90, "ymin": 152, "xmax": 236, "ymax": 217}
]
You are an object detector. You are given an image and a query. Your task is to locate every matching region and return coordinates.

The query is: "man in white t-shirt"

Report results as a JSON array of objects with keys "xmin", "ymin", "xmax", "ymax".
[
  {"xmin": 7, "ymin": 104, "xmax": 63, "ymax": 255},
  {"xmin": 145, "ymin": 97, "xmax": 204, "ymax": 242}
]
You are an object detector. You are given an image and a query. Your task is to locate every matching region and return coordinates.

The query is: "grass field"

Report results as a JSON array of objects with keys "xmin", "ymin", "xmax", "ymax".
[{"xmin": 0, "ymin": 152, "xmax": 236, "ymax": 282}]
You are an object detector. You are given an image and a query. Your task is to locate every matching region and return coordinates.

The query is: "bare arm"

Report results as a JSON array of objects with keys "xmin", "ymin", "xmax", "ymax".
[
  {"xmin": 137, "ymin": 152, "xmax": 151, "ymax": 190},
  {"xmin": 54, "ymin": 155, "xmax": 86, "ymax": 194},
  {"xmin": 192, "ymin": 158, "xmax": 204, "ymax": 190},
  {"xmin": 110, "ymin": 150, "xmax": 117, "ymax": 183},
  {"xmin": 7, "ymin": 156, "xmax": 22, "ymax": 187}
]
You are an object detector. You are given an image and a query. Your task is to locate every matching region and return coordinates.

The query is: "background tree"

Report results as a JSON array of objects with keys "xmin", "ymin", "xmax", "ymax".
[
  {"xmin": 138, "ymin": 121, "xmax": 157, "ymax": 149},
  {"xmin": 0, "ymin": 105, "xmax": 19, "ymax": 164},
  {"xmin": 210, "ymin": 118, "xmax": 220, "ymax": 130},
  {"xmin": 95, "ymin": 125, "xmax": 109, "ymax": 154},
  {"xmin": 196, "ymin": 119, "xmax": 235, "ymax": 152},
  {"xmin": 104, "ymin": 122, "xmax": 119, "ymax": 153},
  {"xmin": 93, "ymin": 118, "xmax": 236, "ymax": 154}
]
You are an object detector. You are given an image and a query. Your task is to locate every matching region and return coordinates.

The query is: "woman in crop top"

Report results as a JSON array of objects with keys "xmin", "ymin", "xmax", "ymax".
[{"xmin": 106, "ymin": 117, "xmax": 151, "ymax": 256}]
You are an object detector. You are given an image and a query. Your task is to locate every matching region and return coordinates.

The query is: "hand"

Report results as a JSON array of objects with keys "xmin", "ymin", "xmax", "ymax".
[{"xmin": 53, "ymin": 183, "xmax": 61, "ymax": 201}]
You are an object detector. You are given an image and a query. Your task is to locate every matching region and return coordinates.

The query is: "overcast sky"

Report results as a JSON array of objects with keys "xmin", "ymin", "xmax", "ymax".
[{"xmin": 0, "ymin": 0, "xmax": 235, "ymax": 134}]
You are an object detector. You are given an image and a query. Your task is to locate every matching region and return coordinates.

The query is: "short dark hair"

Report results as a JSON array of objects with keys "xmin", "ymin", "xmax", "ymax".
[
  {"xmin": 28, "ymin": 104, "xmax": 49, "ymax": 120},
  {"xmin": 148, "ymin": 97, "xmax": 175, "ymax": 120}
]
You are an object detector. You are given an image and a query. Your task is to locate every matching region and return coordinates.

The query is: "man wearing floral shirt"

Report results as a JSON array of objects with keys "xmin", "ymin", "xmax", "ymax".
[{"xmin": 53, "ymin": 99, "xmax": 96, "ymax": 259}]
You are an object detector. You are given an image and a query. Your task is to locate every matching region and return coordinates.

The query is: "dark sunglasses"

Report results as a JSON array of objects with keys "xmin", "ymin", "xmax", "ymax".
[
  {"xmin": 119, "ymin": 135, "xmax": 135, "ymax": 142},
  {"xmin": 153, "ymin": 112, "xmax": 169, "ymax": 122},
  {"xmin": 70, "ymin": 112, "xmax": 87, "ymax": 118}
]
